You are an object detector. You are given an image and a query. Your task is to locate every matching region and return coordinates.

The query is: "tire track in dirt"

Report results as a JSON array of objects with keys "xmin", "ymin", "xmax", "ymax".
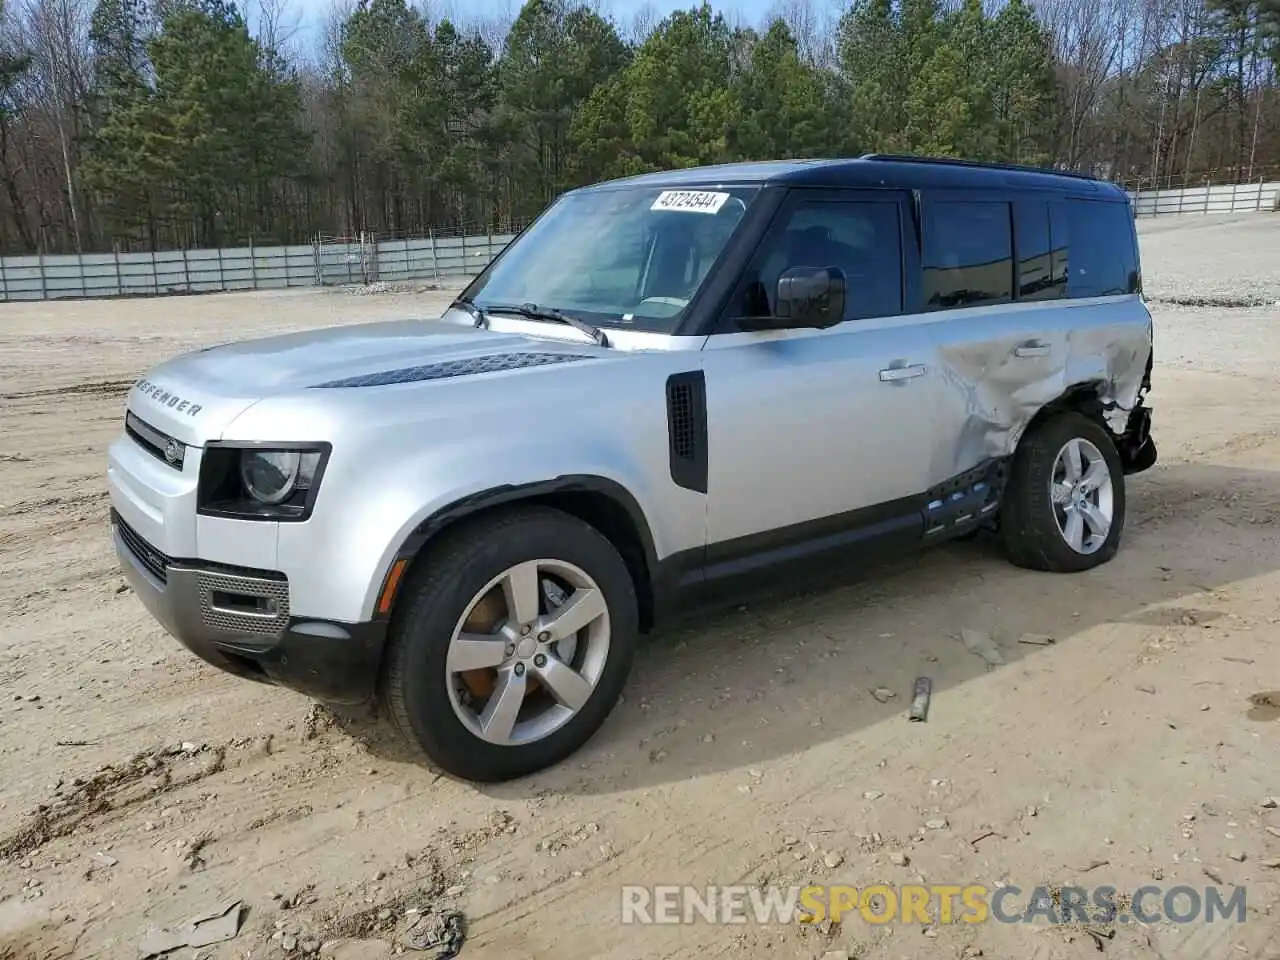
[
  {"xmin": 0, "ymin": 379, "xmax": 134, "ymax": 402},
  {"xmin": 0, "ymin": 742, "xmax": 231, "ymax": 861},
  {"xmin": 0, "ymin": 490, "xmax": 109, "ymax": 519}
]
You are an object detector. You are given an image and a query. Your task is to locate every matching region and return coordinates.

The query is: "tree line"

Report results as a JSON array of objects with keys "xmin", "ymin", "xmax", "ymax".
[{"xmin": 1, "ymin": 0, "xmax": 1277, "ymax": 255}]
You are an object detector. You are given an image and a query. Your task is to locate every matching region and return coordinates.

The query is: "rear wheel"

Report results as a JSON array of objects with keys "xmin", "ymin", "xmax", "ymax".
[
  {"xmin": 1001, "ymin": 412, "xmax": 1126, "ymax": 572},
  {"xmin": 380, "ymin": 506, "xmax": 638, "ymax": 782}
]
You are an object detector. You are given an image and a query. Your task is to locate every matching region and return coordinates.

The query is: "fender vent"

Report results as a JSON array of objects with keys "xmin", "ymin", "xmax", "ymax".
[
  {"xmin": 666, "ymin": 371, "xmax": 707, "ymax": 494},
  {"xmin": 312, "ymin": 352, "xmax": 587, "ymax": 388}
]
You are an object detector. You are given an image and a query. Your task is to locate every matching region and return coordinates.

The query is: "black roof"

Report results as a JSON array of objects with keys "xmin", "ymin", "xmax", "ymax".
[{"xmin": 580, "ymin": 154, "xmax": 1126, "ymax": 198}]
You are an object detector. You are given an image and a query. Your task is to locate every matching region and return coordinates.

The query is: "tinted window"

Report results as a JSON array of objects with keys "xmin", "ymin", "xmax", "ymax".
[
  {"xmin": 922, "ymin": 200, "xmax": 1013, "ymax": 309},
  {"xmin": 1049, "ymin": 201, "xmax": 1069, "ymax": 294},
  {"xmin": 1066, "ymin": 199, "xmax": 1139, "ymax": 298},
  {"xmin": 1013, "ymin": 201, "xmax": 1061, "ymax": 301},
  {"xmin": 738, "ymin": 199, "xmax": 904, "ymax": 322}
]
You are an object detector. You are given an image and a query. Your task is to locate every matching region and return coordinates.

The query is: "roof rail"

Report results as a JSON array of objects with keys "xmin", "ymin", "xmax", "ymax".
[{"xmin": 858, "ymin": 153, "xmax": 1103, "ymax": 183}]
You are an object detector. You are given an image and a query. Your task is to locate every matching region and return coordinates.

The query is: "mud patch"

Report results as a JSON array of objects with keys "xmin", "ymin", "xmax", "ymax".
[
  {"xmin": 1247, "ymin": 691, "xmax": 1280, "ymax": 721},
  {"xmin": 0, "ymin": 743, "xmax": 227, "ymax": 860},
  {"xmin": 1124, "ymin": 606, "xmax": 1226, "ymax": 628},
  {"xmin": 323, "ymin": 871, "xmax": 448, "ymax": 942}
]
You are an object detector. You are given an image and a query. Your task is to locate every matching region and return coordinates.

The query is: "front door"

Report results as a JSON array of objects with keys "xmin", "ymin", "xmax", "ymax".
[{"xmin": 698, "ymin": 188, "xmax": 941, "ymax": 574}]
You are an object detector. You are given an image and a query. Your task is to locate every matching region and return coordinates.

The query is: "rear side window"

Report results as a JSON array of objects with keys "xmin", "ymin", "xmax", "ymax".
[
  {"xmin": 1065, "ymin": 199, "xmax": 1139, "ymax": 298},
  {"xmin": 922, "ymin": 200, "xmax": 1013, "ymax": 309}
]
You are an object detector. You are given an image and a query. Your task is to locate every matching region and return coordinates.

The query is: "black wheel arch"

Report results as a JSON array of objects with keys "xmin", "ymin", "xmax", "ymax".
[{"xmin": 379, "ymin": 475, "xmax": 660, "ymax": 632}]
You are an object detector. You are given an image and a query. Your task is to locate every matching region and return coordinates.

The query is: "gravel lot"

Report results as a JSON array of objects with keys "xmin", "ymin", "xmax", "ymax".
[{"xmin": 1, "ymin": 215, "xmax": 1279, "ymax": 960}]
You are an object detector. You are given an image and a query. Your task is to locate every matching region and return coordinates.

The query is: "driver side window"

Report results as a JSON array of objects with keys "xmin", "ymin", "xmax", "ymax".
[{"xmin": 736, "ymin": 198, "xmax": 904, "ymax": 323}]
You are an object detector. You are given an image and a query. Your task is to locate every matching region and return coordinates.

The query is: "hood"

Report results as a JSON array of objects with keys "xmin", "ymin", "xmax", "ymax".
[{"xmin": 126, "ymin": 318, "xmax": 586, "ymax": 445}]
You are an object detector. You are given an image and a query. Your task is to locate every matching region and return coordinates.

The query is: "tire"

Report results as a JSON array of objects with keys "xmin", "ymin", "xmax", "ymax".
[
  {"xmin": 379, "ymin": 505, "xmax": 638, "ymax": 782},
  {"xmin": 1000, "ymin": 412, "xmax": 1127, "ymax": 573}
]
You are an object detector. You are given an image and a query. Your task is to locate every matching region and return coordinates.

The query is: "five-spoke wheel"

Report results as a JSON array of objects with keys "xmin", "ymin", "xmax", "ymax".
[
  {"xmin": 445, "ymin": 559, "xmax": 612, "ymax": 747},
  {"xmin": 379, "ymin": 505, "xmax": 637, "ymax": 782},
  {"xmin": 1002, "ymin": 412, "xmax": 1127, "ymax": 572},
  {"xmin": 1049, "ymin": 437, "xmax": 1115, "ymax": 555}
]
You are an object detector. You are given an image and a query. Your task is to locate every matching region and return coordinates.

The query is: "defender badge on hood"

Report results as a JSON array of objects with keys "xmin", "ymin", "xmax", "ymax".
[{"xmin": 134, "ymin": 378, "xmax": 203, "ymax": 416}]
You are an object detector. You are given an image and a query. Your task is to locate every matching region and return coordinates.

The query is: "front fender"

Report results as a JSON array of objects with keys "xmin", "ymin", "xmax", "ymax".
[{"xmin": 277, "ymin": 433, "xmax": 667, "ymax": 623}]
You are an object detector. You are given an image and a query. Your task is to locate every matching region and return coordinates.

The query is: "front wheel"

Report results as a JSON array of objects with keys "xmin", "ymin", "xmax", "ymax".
[
  {"xmin": 1001, "ymin": 412, "xmax": 1127, "ymax": 573},
  {"xmin": 379, "ymin": 505, "xmax": 638, "ymax": 782}
]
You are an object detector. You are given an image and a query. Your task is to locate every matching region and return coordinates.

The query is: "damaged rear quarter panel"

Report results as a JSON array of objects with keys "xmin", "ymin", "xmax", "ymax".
[{"xmin": 929, "ymin": 295, "xmax": 1153, "ymax": 480}]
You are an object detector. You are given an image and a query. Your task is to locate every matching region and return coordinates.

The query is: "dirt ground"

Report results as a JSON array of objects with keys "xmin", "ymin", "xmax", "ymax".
[{"xmin": 1, "ymin": 216, "xmax": 1279, "ymax": 960}]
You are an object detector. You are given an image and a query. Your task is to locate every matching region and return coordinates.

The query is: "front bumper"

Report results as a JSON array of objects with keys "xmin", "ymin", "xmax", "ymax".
[{"xmin": 111, "ymin": 509, "xmax": 386, "ymax": 704}]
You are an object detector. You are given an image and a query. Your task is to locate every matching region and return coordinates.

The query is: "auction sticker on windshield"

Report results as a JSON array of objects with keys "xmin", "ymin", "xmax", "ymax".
[{"xmin": 651, "ymin": 190, "xmax": 731, "ymax": 214}]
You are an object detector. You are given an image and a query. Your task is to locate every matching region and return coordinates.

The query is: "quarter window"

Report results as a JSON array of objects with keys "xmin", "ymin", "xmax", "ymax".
[
  {"xmin": 922, "ymin": 200, "xmax": 1014, "ymax": 309},
  {"xmin": 1066, "ymin": 199, "xmax": 1139, "ymax": 298}
]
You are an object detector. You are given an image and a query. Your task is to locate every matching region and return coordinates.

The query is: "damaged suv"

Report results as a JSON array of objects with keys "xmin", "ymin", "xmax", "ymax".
[{"xmin": 108, "ymin": 155, "xmax": 1156, "ymax": 782}]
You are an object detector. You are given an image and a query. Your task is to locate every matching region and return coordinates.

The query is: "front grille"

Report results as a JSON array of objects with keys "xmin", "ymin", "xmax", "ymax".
[
  {"xmin": 125, "ymin": 412, "xmax": 186, "ymax": 470},
  {"xmin": 112, "ymin": 509, "xmax": 170, "ymax": 583}
]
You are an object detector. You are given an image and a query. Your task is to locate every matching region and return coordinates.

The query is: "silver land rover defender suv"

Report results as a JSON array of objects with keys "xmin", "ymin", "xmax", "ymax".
[{"xmin": 108, "ymin": 155, "xmax": 1156, "ymax": 782}]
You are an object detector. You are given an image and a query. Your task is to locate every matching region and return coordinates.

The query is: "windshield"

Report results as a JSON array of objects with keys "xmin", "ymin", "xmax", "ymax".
[{"xmin": 464, "ymin": 184, "xmax": 761, "ymax": 334}]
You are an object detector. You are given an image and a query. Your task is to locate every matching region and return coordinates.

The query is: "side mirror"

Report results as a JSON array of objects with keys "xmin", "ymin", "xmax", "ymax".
[
  {"xmin": 777, "ymin": 266, "xmax": 845, "ymax": 328},
  {"xmin": 736, "ymin": 267, "xmax": 847, "ymax": 332}
]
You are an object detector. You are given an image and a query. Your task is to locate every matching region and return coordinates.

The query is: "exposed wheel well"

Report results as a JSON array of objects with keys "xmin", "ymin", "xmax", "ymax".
[
  {"xmin": 389, "ymin": 487, "xmax": 657, "ymax": 633},
  {"xmin": 1023, "ymin": 381, "xmax": 1110, "ymax": 441}
]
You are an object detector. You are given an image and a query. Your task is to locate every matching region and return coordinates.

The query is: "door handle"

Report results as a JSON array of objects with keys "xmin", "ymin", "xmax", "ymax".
[
  {"xmin": 879, "ymin": 363, "xmax": 927, "ymax": 382},
  {"xmin": 1014, "ymin": 341, "xmax": 1051, "ymax": 358}
]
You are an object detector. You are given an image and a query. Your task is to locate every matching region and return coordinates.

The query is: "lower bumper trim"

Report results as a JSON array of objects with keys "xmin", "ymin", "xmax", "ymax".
[{"xmin": 113, "ymin": 521, "xmax": 386, "ymax": 704}]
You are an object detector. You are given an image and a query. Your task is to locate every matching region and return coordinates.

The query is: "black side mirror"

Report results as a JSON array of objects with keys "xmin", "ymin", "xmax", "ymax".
[
  {"xmin": 777, "ymin": 266, "xmax": 845, "ymax": 328},
  {"xmin": 737, "ymin": 266, "xmax": 846, "ymax": 332}
]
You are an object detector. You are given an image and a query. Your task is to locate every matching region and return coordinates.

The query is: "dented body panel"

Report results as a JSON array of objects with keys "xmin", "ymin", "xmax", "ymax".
[{"xmin": 928, "ymin": 294, "xmax": 1153, "ymax": 476}]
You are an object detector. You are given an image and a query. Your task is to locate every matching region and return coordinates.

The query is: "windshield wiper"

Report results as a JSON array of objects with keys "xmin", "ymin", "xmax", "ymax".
[
  {"xmin": 485, "ymin": 302, "xmax": 610, "ymax": 347},
  {"xmin": 450, "ymin": 296, "xmax": 488, "ymax": 329}
]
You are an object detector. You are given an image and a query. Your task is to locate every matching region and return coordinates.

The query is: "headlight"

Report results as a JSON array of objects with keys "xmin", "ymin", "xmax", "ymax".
[
  {"xmin": 198, "ymin": 444, "xmax": 330, "ymax": 521},
  {"xmin": 240, "ymin": 451, "xmax": 301, "ymax": 504}
]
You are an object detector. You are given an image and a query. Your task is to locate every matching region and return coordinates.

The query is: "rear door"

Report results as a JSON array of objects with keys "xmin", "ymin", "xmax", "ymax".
[{"xmin": 917, "ymin": 190, "xmax": 1070, "ymax": 484}]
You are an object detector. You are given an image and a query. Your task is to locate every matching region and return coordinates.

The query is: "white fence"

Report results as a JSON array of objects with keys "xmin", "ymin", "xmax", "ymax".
[
  {"xmin": 0, "ymin": 232, "xmax": 518, "ymax": 303},
  {"xmin": 2, "ymin": 178, "xmax": 1278, "ymax": 302},
  {"xmin": 1127, "ymin": 180, "xmax": 1279, "ymax": 217}
]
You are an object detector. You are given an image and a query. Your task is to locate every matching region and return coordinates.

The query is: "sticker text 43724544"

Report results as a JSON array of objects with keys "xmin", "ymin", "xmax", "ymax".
[{"xmin": 650, "ymin": 190, "xmax": 731, "ymax": 215}]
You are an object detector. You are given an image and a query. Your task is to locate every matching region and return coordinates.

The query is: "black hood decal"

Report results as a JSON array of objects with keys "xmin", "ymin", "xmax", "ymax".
[{"xmin": 311, "ymin": 352, "xmax": 589, "ymax": 388}]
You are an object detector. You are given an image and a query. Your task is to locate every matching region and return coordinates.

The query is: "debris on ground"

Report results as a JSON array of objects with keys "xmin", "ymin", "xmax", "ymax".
[
  {"xmin": 959, "ymin": 628, "xmax": 1005, "ymax": 666},
  {"xmin": 1018, "ymin": 633, "xmax": 1056, "ymax": 646},
  {"xmin": 138, "ymin": 899, "xmax": 244, "ymax": 957},
  {"xmin": 869, "ymin": 687, "xmax": 896, "ymax": 703},
  {"xmin": 908, "ymin": 676, "xmax": 932, "ymax": 721},
  {"xmin": 402, "ymin": 909, "xmax": 466, "ymax": 957},
  {"xmin": 1071, "ymin": 859, "xmax": 1109, "ymax": 873}
]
